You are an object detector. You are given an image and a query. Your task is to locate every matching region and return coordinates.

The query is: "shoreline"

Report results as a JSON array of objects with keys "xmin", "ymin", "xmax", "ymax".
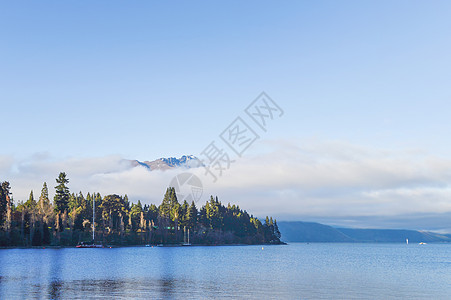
[{"xmin": 0, "ymin": 242, "xmax": 287, "ymax": 250}]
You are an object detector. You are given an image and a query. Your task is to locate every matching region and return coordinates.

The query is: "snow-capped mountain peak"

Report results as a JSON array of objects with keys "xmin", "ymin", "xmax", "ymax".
[{"xmin": 131, "ymin": 155, "xmax": 203, "ymax": 170}]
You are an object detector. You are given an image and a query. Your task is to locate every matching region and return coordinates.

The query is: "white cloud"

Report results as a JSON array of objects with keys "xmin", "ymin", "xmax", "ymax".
[
  {"xmin": 2, "ymin": 140, "xmax": 451, "ymax": 231},
  {"xmin": 198, "ymin": 139, "xmax": 451, "ymax": 223}
]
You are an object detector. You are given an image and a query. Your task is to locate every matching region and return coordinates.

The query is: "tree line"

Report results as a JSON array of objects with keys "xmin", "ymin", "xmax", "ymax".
[{"xmin": 0, "ymin": 173, "xmax": 282, "ymax": 246}]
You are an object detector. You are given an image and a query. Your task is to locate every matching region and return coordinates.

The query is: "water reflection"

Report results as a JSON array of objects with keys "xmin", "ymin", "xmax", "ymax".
[
  {"xmin": 24, "ymin": 277, "xmax": 199, "ymax": 299},
  {"xmin": 0, "ymin": 244, "xmax": 449, "ymax": 299},
  {"xmin": 48, "ymin": 249, "xmax": 63, "ymax": 299},
  {"xmin": 156, "ymin": 248, "xmax": 176, "ymax": 297},
  {"xmin": 49, "ymin": 280, "xmax": 62, "ymax": 299}
]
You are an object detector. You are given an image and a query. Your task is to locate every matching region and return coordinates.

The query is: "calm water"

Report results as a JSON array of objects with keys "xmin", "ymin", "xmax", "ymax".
[{"xmin": 0, "ymin": 243, "xmax": 450, "ymax": 299}]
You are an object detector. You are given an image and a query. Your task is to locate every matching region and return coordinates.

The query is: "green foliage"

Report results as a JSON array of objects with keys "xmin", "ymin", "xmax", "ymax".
[
  {"xmin": 130, "ymin": 200, "xmax": 143, "ymax": 230},
  {"xmin": 274, "ymin": 219, "xmax": 281, "ymax": 240},
  {"xmin": 159, "ymin": 187, "xmax": 179, "ymax": 221},
  {"xmin": 54, "ymin": 172, "xmax": 70, "ymax": 214},
  {"xmin": 0, "ymin": 178, "xmax": 282, "ymax": 246},
  {"xmin": 0, "ymin": 181, "xmax": 10, "ymax": 226},
  {"xmin": 38, "ymin": 182, "xmax": 50, "ymax": 213},
  {"xmin": 185, "ymin": 201, "xmax": 197, "ymax": 229},
  {"xmin": 25, "ymin": 190, "xmax": 37, "ymax": 209}
]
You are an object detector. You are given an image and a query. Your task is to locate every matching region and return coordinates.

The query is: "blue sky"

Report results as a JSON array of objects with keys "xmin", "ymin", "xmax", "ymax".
[{"xmin": 1, "ymin": 1, "xmax": 451, "ymax": 231}]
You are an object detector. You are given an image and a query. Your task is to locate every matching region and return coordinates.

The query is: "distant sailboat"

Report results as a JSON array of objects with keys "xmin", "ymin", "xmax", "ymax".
[
  {"xmin": 76, "ymin": 197, "xmax": 103, "ymax": 248},
  {"xmin": 406, "ymin": 238, "xmax": 409, "ymax": 245}
]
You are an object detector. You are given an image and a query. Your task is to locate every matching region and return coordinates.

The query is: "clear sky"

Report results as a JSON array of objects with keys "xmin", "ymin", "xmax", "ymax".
[{"xmin": 1, "ymin": 1, "xmax": 451, "ymax": 231}]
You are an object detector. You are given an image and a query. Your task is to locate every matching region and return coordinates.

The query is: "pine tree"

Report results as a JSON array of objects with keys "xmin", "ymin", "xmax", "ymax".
[
  {"xmin": 169, "ymin": 188, "xmax": 180, "ymax": 222},
  {"xmin": 54, "ymin": 172, "xmax": 70, "ymax": 214},
  {"xmin": 36, "ymin": 182, "xmax": 52, "ymax": 246},
  {"xmin": 206, "ymin": 196, "xmax": 222, "ymax": 230},
  {"xmin": 54, "ymin": 172, "xmax": 70, "ymax": 234},
  {"xmin": 68, "ymin": 193, "xmax": 77, "ymax": 212},
  {"xmin": 101, "ymin": 194, "xmax": 123, "ymax": 234},
  {"xmin": 124, "ymin": 194, "xmax": 130, "ymax": 210},
  {"xmin": 159, "ymin": 188, "xmax": 173, "ymax": 218},
  {"xmin": 147, "ymin": 204, "xmax": 158, "ymax": 224},
  {"xmin": 0, "ymin": 181, "xmax": 8, "ymax": 226},
  {"xmin": 274, "ymin": 219, "xmax": 281, "ymax": 240},
  {"xmin": 38, "ymin": 182, "xmax": 50, "ymax": 214},
  {"xmin": 180, "ymin": 200, "xmax": 189, "ymax": 227},
  {"xmin": 1, "ymin": 182, "xmax": 12, "ymax": 237},
  {"xmin": 25, "ymin": 190, "xmax": 37, "ymax": 209},
  {"xmin": 130, "ymin": 201, "xmax": 144, "ymax": 231},
  {"xmin": 186, "ymin": 201, "xmax": 197, "ymax": 229}
]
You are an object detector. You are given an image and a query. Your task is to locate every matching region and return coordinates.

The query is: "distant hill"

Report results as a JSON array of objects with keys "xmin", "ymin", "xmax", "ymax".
[
  {"xmin": 278, "ymin": 221, "xmax": 451, "ymax": 243},
  {"xmin": 337, "ymin": 228, "xmax": 451, "ymax": 243},
  {"xmin": 277, "ymin": 221, "xmax": 354, "ymax": 242}
]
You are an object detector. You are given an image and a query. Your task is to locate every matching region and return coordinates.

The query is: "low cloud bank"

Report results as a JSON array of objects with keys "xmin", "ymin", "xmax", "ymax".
[{"xmin": 1, "ymin": 139, "xmax": 451, "ymax": 232}]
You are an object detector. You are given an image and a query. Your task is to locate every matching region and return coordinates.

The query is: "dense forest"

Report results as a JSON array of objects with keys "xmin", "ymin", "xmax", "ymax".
[{"xmin": 0, "ymin": 173, "xmax": 282, "ymax": 247}]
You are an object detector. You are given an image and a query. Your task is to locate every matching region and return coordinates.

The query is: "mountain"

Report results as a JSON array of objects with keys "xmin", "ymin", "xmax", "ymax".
[
  {"xmin": 337, "ymin": 228, "xmax": 451, "ymax": 243},
  {"xmin": 131, "ymin": 155, "xmax": 203, "ymax": 171},
  {"xmin": 277, "ymin": 221, "xmax": 451, "ymax": 243},
  {"xmin": 277, "ymin": 221, "xmax": 354, "ymax": 242}
]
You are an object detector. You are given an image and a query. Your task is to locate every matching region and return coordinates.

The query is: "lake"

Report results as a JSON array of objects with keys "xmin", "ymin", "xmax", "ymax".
[{"xmin": 0, "ymin": 243, "xmax": 450, "ymax": 299}]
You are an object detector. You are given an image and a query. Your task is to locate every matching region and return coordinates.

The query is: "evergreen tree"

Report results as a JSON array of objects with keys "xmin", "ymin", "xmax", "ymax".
[
  {"xmin": 0, "ymin": 181, "xmax": 10, "ymax": 227},
  {"xmin": 168, "ymin": 188, "xmax": 180, "ymax": 222},
  {"xmin": 274, "ymin": 219, "xmax": 281, "ymax": 240},
  {"xmin": 38, "ymin": 182, "xmax": 50, "ymax": 213},
  {"xmin": 159, "ymin": 187, "xmax": 180, "ymax": 220},
  {"xmin": 130, "ymin": 201, "xmax": 144, "ymax": 231},
  {"xmin": 36, "ymin": 182, "xmax": 52, "ymax": 246},
  {"xmin": 180, "ymin": 200, "xmax": 189, "ymax": 227},
  {"xmin": 54, "ymin": 172, "xmax": 70, "ymax": 214},
  {"xmin": 1, "ymin": 182, "xmax": 12, "ymax": 238},
  {"xmin": 206, "ymin": 196, "xmax": 222, "ymax": 230},
  {"xmin": 159, "ymin": 188, "xmax": 173, "ymax": 218},
  {"xmin": 123, "ymin": 194, "xmax": 130, "ymax": 211},
  {"xmin": 101, "ymin": 194, "xmax": 124, "ymax": 233},
  {"xmin": 0, "ymin": 180, "xmax": 283, "ymax": 246},
  {"xmin": 186, "ymin": 201, "xmax": 198, "ymax": 229},
  {"xmin": 54, "ymin": 172, "xmax": 70, "ymax": 235},
  {"xmin": 25, "ymin": 190, "xmax": 37, "ymax": 209},
  {"xmin": 147, "ymin": 204, "xmax": 159, "ymax": 224}
]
